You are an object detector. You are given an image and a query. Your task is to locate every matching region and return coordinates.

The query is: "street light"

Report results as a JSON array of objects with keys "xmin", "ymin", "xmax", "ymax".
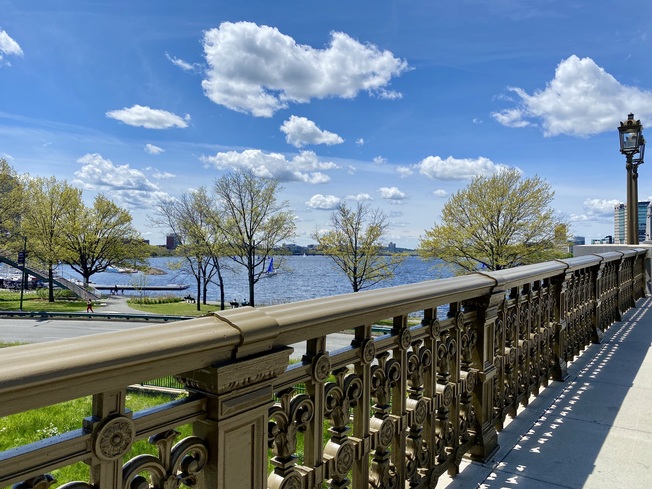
[
  {"xmin": 17, "ymin": 235, "xmax": 27, "ymax": 311},
  {"xmin": 618, "ymin": 113, "xmax": 644, "ymax": 244}
]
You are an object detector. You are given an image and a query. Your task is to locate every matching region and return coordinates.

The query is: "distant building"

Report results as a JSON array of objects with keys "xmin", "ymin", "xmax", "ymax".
[
  {"xmin": 613, "ymin": 201, "xmax": 650, "ymax": 244},
  {"xmin": 591, "ymin": 236, "xmax": 613, "ymax": 245},
  {"xmin": 387, "ymin": 242, "xmax": 397, "ymax": 253},
  {"xmin": 645, "ymin": 203, "xmax": 652, "ymax": 241},
  {"xmin": 166, "ymin": 233, "xmax": 182, "ymax": 250},
  {"xmin": 573, "ymin": 236, "xmax": 585, "ymax": 246},
  {"xmin": 614, "ymin": 203, "xmax": 626, "ymax": 244},
  {"xmin": 638, "ymin": 202, "xmax": 649, "ymax": 242}
]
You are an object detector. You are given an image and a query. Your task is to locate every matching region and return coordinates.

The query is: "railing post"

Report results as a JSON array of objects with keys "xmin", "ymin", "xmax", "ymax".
[
  {"xmin": 643, "ymin": 249, "xmax": 652, "ymax": 297},
  {"xmin": 614, "ymin": 253, "xmax": 631, "ymax": 313},
  {"xmin": 83, "ymin": 389, "xmax": 133, "ymax": 489},
  {"xmin": 590, "ymin": 263, "xmax": 604, "ymax": 344},
  {"xmin": 635, "ymin": 251, "xmax": 647, "ymax": 299},
  {"xmin": 550, "ymin": 273, "xmax": 569, "ymax": 381},
  {"xmin": 465, "ymin": 291, "xmax": 500, "ymax": 461},
  {"xmin": 178, "ymin": 347, "xmax": 292, "ymax": 489}
]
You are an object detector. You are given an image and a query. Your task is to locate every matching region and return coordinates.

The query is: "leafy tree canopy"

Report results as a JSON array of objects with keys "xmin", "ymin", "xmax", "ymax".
[
  {"xmin": 419, "ymin": 168, "xmax": 569, "ymax": 274},
  {"xmin": 20, "ymin": 176, "xmax": 82, "ymax": 301},
  {"xmin": 313, "ymin": 202, "xmax": 406, "ymax": 292},
  {"xmin": 0, "ymin": 159, "xmax": 23, "ymax": 247},
  {"xmin": 61, "ymin": 194, "xmax": 149, "ymax": 285}
]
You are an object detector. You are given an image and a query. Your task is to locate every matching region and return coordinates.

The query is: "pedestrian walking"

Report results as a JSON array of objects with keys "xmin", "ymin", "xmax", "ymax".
[{"xmin": 86, "ymin": 299, "xmax": 94, "ymax": 313}]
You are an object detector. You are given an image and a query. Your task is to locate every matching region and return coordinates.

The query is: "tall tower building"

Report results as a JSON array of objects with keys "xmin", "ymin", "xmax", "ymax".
[
  {"xmin": 613, "ymin": 201, "xmax": 650, "ymax": 244},
  {"xmin": 614, "ymin": 203, "xmax": 626, "ymax": 244},
  {"xmin": 638, "ymin": 201, "xmax": 650, "ymax": 242}
]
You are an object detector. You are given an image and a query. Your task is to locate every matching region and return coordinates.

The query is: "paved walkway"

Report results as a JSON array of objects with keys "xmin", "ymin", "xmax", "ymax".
[
  {"xmin": 98, "ymin": 294, "xmax": 149, "ymax": 314},
  {"xmin": 443, "ymin": 297, "xmax": 652, "ymax": 489}
]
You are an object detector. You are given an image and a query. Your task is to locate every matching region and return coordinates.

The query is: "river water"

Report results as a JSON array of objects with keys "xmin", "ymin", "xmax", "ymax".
[{"xmin": 56, "ymin": 255, "xmax": 448, "ymax": 306}]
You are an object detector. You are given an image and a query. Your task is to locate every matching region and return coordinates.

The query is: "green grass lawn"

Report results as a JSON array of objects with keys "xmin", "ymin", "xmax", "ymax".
[
  {"xmin": 0, "ymin": 291, "xmax": 89, "ymax": 312},
  {"xmin": 0, "ymin": 390, "xmax": 192, "ymax": 488},
  {"xmin": 126, "ymin": 299, "xmax": 227, "ymax": 316}
]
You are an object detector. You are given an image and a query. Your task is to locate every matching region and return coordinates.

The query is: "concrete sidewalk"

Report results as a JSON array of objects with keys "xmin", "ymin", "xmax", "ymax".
[
  {"xmin": 443, "ymin": 297, "xmax": 652, "ymax": 488},
  {"xmin": 97, "ymin": 294, "xmax": 152, "ymax": 314}
]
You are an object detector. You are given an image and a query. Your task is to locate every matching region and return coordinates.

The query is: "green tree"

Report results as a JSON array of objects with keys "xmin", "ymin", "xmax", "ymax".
[
  {"xmin": 153, "ymin": 188, "xmax": 230, "ymax": 311},
  {"xmin": 312, "ymin": 202, "xmax": 406, "ymax": 292},
  {"xmin": 213, "ymin": 169, "xmax": 296, "ymax": 307},
  {"xmin": 61, "ymin": 194, "xmax": 149, "ymax": 286},
  {"xmin": 21, "ymin": 176, "xmax": 82, "ymax": 301},
  {"xmin": 419, "ymin": 168, "xmax": 567, "ymax": 274},
  {"xmin": 0, "ymin": 159, "xmax": 23, "ymax": 247}
]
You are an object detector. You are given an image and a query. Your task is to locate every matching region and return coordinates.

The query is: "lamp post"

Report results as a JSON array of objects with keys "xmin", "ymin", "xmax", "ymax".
[
  {"xmin": 618, "ymin": 113, "xmax": 645, "ymax": 244},
  {"xmin": 18, "ymin": 235, "xmax": 27, "ymax": 311}
]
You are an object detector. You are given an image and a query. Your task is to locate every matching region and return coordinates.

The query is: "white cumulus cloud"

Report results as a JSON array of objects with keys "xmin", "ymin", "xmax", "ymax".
[
  {"xmin": 379, "ymin": 186, "xmax": 407, "ymax": 203},
  {"xmin": 306, "ymin": 194, "xmax": 341, "ymax": 210},
  {"xmin": 106, "ymin": 105, "xmax": 190, "ymax": 129},
  {"xmin": 396, "ymin": 166, "xmax": 413, "ymax": 178},
  {"xmin": 0, "ymin": 30, "xmax": 22, "ymax": 66},
  {"xmin": 433, "ymin": 189, "xmax": 448, "ymax": 197},
  {"xmin": 569, "ymin": 198, "xmax": 622, "ymax": 223},
  {"xmin": 346, "ymin": 193, "xmax": 373, "ymax": 201},
  {"xmin": 151, "ymin": 169, "xmax": 175, "ymax": 179},
  {"xmin": 201, "ymin": 21, "xmax": 409, "ymax": 117},
  {"xmin": 373, "ymin": 156, "xmax": 387, "ymax": 165},
  {"xmin": 280, "ymin": 116, "xmax": 344, "ymax": 148},
  {"xmin": 492, "ymin": 55, "xmax": 652, "ymax": 136},
  {"xmin": 416, "ymin": 155, "xmax": 510, "ymax": 180},
  {"xmin": 201, "ymin": 149, "xmax": 337, "ymax": 184},
  {"xmin": 74, "ymin": 153, "xmax": 169, "ymax": 207}
]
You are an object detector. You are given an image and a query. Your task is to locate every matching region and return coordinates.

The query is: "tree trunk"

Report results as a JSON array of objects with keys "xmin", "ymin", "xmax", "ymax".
[
  {"xmin": 217, "ymin": 267, "xmax": 225, "ymax": 311},
  {"xmin": 48, "ymin": 263, "xmax": 55, "ymax": 302},
  {"xmin": 248, "ymin": 268, "xmax": 255, "ymax": 307},
  {"xmin": 195, "ymin": 273, "xmax": 201, "ymax": 311}
]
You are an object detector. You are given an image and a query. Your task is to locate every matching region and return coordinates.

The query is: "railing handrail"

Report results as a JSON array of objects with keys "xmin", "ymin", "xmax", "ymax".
[{"xmin": 0, "ymin": 316, "xmax": 241, "ymax": 417}]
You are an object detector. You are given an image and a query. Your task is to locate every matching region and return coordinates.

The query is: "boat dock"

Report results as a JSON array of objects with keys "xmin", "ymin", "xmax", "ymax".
[{"xmin": 94, "ymin": 284, "xmax": 189, "ymax": 291}]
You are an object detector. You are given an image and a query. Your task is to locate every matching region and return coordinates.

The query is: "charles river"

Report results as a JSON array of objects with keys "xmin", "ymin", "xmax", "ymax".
[{"xmin": 57, "ymin": 255, "xmax": 447, "ymax": 306}]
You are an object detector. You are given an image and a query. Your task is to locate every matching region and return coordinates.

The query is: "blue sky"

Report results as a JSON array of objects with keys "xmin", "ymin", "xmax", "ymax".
[{"xmin": 2, "ymin": 1, "xmax": 652, "ymax": 248}]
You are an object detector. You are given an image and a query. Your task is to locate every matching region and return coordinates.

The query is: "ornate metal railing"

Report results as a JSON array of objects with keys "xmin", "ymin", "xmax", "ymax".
[{"xmin": 0, "ymin": 249, "xmax": 647, "ymax": 489}]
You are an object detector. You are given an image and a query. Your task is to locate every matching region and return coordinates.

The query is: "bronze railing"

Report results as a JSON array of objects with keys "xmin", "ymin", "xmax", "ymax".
[{"xmin": 0, "ymin": 249, "xmax": 647, "ymax": 489}]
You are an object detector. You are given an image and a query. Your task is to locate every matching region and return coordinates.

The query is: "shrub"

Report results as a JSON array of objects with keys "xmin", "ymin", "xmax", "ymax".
[{"xmin": 128, "ymin": 295, "xmax": 183, "ymax": 305}]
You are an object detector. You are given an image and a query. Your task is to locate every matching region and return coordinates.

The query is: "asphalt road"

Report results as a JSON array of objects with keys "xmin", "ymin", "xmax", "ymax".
[
  {"xmin": 0, "ymin": 316, "xmax": 355, "ymax": 360},
  {"xmin": 0, "ymin": 317, "xmax": 155, "ymax": 344}
]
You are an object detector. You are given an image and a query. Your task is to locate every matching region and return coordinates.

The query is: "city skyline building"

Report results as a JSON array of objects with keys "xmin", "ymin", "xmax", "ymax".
[
  {"xmin": 613, "ymin": 201, "xmax": 649, "ymax": 244},
  {"xmin": 166, "ymin": 233, "xmax": 182, "ymax": 250}
]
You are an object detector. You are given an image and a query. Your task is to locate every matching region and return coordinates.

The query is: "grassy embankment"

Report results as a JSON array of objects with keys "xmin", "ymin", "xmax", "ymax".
[
  {"xmin": 0, "ymin": 392, "xmax": 191, "ymax": 487},
  {"xmin": 0, "ymin": 290, "xmax": 225, "ymax": 316}
]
